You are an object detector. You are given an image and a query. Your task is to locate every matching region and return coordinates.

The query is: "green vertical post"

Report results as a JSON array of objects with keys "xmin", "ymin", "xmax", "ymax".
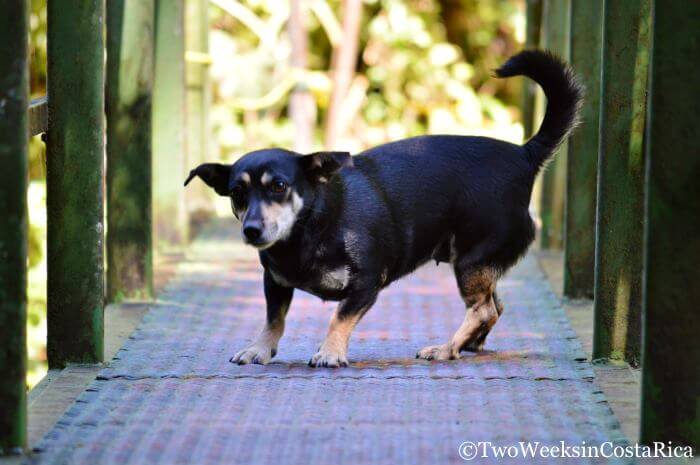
[
  {"xmin": 563, "ymin": 0, "xmax": 603, "ymax": 298},
  {"xmin": 538, "ymin": 0, "xmax": 569, "ymax": 250},
  {"xmin": 106, "ymin": 0, "xmax": 155, "ymax": 302},
  {"xmin": 592, "ymin": 0, "xmax": 650, "ymax": 366},
  {"xmin": 0, "ymin": 0, "xmax": 28, "ymax": 454},
  {"xmin": 185, "ymin": 0, "xmax": 214, "ymax": 219},
  {"xmin": 153, "ymin": 0, "xmax": 188, "ymax": 250},
  {"xmin": 522, "ymin": 0, "xmax": 542, "ymax": 140},
  {"xmin": 46, "ymin": 0, "xmax": 105, "ymax": 368},
  {"xmin": 641, "ymin": 0, "xmax": 700, "ymax": 448}
]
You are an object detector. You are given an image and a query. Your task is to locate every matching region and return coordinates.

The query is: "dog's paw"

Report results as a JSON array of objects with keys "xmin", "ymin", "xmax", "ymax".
[
  {"xmin": 308, "ymin": 347, "xmax": 349, "ymax": 368},
  {"xmin": 230, "ymin": 344, "xmax": 277, "ymax": 365},
  {"xmin": 415, "ymin": 344, "xmax": 459, "ymax": 361}
]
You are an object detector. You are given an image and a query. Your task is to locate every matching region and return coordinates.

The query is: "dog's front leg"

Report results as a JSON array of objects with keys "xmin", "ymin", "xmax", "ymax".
[
  {"xmin": 309, "ymin": 290, "xmax": 377, "ymax": 368},
  {"xmin": 230, "ymin": 270, "xmax": 293, "ymax": 365}
]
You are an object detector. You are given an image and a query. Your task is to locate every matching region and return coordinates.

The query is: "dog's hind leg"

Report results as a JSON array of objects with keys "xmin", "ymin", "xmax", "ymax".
[
  {"xmin": 416, "ymin": 267, "xmax": 500, "ymax": 361},
  {"xmin": 461, "ymin": 290, "xmax": 504, "ymax": 352}
]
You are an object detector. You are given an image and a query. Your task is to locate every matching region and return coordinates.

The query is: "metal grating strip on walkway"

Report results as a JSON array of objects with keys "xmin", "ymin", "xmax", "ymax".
[{"xmin": 28, "ymin": 221, "xmax": 629, "ymax": 465}]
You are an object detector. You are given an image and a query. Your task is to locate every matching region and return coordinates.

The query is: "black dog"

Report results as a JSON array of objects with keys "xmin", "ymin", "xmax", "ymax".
[{"xmin": 185, "ymin": 50, "xmax": 582, "ymax": 368}]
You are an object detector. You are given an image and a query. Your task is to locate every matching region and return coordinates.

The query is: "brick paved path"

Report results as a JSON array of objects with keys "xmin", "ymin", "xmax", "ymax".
[{"xmin": 28, "ymin": 221, "xmax": 628, "ymax": 465}]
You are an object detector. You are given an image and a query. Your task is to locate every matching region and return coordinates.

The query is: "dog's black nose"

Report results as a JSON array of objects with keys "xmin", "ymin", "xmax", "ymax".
[{"xmin": 243, "ymin": 225, "xmax": 262, "ymax": 242}]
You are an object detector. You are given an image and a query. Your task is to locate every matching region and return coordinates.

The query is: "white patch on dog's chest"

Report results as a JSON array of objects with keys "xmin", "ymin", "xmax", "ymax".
[{"xmin": 268, "ymin": 263, "xmax": 350, "ymax": 294}]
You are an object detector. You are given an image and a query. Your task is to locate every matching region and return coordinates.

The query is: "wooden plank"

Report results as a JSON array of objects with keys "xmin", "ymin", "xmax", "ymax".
[
  {"xmin": 46, "ymin": 0, "xmax": 105, "ymax": 369},
  {"xmin": 106, "ymin": 0, "xmax": 155, "ymax": 302},
  {"xmin": 153, "ymin": 0, "xmax": 189, "ymax": 250},
  {"xmin": 538, "ymin": 0, "xmax": 569, "ymax": 250},
  {"xmin": 0, "ymin": 0, "xmax": 28, "ymax": 454},
  {"xmin": 592, "ymin": 0, "xmax": 650, "ymax": 366},
  {"xmin": 640, "ymin": 0, "xmax": 700, "ymax": 448},
  {"xmin": 563, "ymin": 0, "xmax": 603, "ymax": 298}
]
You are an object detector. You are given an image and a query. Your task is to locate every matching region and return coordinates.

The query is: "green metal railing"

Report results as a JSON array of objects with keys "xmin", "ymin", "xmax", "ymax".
[
  {"xmin": 531, "ymin": 0, "xmax": 699, "ymax": 448},
  {"xmin": 0, "ymin": 0, "xmax": 29, "ymax": 453},
  {"xmin": 46, "ymin": 0, "xmax": 106, "ymax": 370},
  {"xmin": 1, "ymin": 0, "xmax": 698, "ymax": 455},
  {"xmin": 0, "ymin": 0, "xmax": 207, "ymax": 453}
]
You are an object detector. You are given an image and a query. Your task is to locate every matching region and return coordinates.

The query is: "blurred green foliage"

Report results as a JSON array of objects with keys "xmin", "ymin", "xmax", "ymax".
[
  {"xmin": 210, "ymin": 0, "xmax": 524, "ymax": 157},
  {"xmin": 27, "ymin": 0, "xmax": 49, "ymax": 388},
  {"xmin": 24, "ymin": 0, "xmax": 524, "ymax": 387}
]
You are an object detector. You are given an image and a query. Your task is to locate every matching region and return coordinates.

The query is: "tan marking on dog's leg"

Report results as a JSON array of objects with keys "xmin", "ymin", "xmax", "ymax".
[
  {"xmin": 231, "ymin": 319, "xmax": 285, "ymax": 365},
  {"xmin": 463, "ymin": 290, "xmax": 505, "ymax": 352},
  {"xmin": 417, "ymin": 268, "xmax": 500, "ymax": 360},
  {"xmin": 309, "ymin": 310, "xmax": 360, "ymax": 368}
]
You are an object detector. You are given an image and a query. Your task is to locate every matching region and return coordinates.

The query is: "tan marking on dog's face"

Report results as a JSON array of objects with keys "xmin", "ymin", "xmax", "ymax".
[
  {"xmin": 260, "ymin": 171, "xmax": 272, "ymax": 186},
  {"xmin": 256, "ymin": 191, "xmax": 304, "ymax": 247},
  {"xmin": 239, "ymin": 172, "xmax": 251, "ymax": 184}
]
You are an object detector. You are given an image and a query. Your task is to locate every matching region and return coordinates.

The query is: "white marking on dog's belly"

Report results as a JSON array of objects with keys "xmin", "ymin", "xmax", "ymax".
[{"xmin": 319, "ymin": 266, "xmax": 350, "ymax": 291}]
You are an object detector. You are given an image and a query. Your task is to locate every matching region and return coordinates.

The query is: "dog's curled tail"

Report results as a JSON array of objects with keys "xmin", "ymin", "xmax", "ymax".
[{"xmin": 495, "ymin": 50, "xmax": 583, "ymax": 170}]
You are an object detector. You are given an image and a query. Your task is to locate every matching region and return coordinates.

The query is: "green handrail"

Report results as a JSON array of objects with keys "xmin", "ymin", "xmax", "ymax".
[
  {"xmin": 46, "ymin": 0, "xmax": 106, "ymax": 369},
  {"xmin": 0, "ymin": 0, "xmax": 29, "ymax": 454}
]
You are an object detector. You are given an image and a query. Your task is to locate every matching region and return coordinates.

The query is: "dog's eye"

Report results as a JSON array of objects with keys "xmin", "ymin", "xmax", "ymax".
[
  {"xmin": 270, "ymin": 180, "xmax": 287, "ymax": 194},
  {"xmin": 230, "ymin": 185, "xmax": 245, "ymax": 202}
]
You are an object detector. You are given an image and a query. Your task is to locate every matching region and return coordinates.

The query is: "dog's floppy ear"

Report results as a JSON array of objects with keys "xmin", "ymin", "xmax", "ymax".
[
  {"xmin": 184, "ymin": 163, "xmax": 231, "ymax": 196},
  {"xmin": 299, "ymin": 151, "xmax": 353, "ymax": 184}
]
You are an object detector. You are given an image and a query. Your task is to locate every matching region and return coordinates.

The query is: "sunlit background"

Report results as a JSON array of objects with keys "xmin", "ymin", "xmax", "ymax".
[{"xmin": 26, "ymin": 0, "xmax": 525, "ymax": 387}]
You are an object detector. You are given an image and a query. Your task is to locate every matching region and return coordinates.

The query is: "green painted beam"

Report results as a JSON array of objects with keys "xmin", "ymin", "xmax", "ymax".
[
  {"xmin": 185, "ymin": 0, "xmax": 215, "ymax": 219},
  {"xmin": 0, "ymin": 0, "xmax": 28, "ymax": 454},
  {"xmin": 538, "ymin": 0, "xmax": 569, "ymax": 250},
  {"xmin": 640, "ymin": 0, "xmax": 700, "ymax": 448},
  {"xmin": 592, "ymin": 0, "xmax": 650, "ymax": 366},
  {"xmin": 106, "ymin": 0, "xmax": 155, "ymax": 302},
  {"xmin": 153, "ymin": 0, "xmax": 189, "ymax": 250},
  {"xmin": 563, "ymin": 0, "xmax": 603, "ymax": 299},
  {"xmin": 522, "ymin": 0, "xmax": 542, "ymax": 141},
  {"xmin": 46, "ymin": 0, "xmax": 105, "ymax": 369}
]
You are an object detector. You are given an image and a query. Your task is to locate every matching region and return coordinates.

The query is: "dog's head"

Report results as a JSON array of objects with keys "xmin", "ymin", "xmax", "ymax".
[{"xmin": 185, "ymin": 149, "xmax": 352, "ymax": 249}]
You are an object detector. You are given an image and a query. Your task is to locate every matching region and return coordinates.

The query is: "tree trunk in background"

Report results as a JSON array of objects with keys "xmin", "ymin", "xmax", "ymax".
[
  {"xmin": 438, "ymin": 0, "xmax": 468, "ymax": 53},
  {"xmin": 324, "ymin": 0, "xmax": 362, "ymax": 150},
  {"xmin": 289, "ymin": 0, "xmax": 315, "ymax": 152}
]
